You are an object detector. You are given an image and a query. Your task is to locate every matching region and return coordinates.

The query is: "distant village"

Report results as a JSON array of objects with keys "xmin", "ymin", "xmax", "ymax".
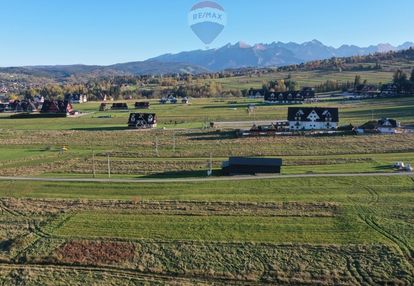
[
  {"xmin": 0, "ymin": 71, "xmax": 412, "ymax": 176},
  {"xmin": 0, "ymin": 66, "xmax": 412, "ymax": 139}
]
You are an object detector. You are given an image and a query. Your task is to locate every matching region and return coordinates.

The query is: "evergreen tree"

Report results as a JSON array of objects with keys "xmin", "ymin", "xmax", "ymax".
[
  {"xmin": 393, "ymin": 69, "xmax": 407, "ymax": 84},
  {"xmin": 354, "ymin": 75, "xmax": 361, "ymax": 87}
]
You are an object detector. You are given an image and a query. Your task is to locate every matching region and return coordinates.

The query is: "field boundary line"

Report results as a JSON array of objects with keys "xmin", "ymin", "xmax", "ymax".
[{"xmin": 0, "ymin": 172, "xmax": 413, "ymax": 184}]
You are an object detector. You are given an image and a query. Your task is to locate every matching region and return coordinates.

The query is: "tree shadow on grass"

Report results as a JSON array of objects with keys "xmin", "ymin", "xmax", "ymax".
[
  {"xmin": 373, "ymin": 165, "xmax": 395, "ymax": 171},
  {"xmin": 181, "ymin": 130, "xmax": 237, "ymax": 141},
  {"xmin": 141, "ymin": 170, "xmax": 222, "ymax": 179},
  {"xmin": 202, "ymin": 103, "xmax": 267, "ymax": 109},
  {"xmin": 71, "ymin": 126, "xmax": 129, "ymax": 131}
]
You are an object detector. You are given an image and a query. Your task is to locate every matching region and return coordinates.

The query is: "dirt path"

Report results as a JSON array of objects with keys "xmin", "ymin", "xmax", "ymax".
[
  {"xmin": 0, "ymin": 172, "xmax": 412, "ymax": 184},
  {"xmin": 0, "ymin": 262, "xmax": 270, "ymax": 286}
]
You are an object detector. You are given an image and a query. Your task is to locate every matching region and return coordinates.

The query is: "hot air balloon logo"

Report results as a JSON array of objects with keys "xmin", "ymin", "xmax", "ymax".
[{"xmin": 188, "ymin": 1, "xmax": 226, "ymax": 46}]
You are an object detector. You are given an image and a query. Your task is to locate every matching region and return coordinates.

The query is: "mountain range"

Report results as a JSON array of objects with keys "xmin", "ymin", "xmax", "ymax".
[
  {"xmin": 151, "ymin": 40, "xmax": 414, "ymax": 71},
  {"xmin": 1, "ymin": 40, "xmax": 413, "ymax": 79}
]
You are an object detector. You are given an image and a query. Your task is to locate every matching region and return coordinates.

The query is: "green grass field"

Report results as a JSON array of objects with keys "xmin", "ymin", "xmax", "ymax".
[
  {"xmin": 213, "ymin": 70, "xmax": 396, "ymax": 91},
  {"xmin": 0, "ymin": 95, "xmax": 413, "ymax": 130},
  {"xmin": 0, "ymin": 175, "xmax": 413, "ymax": 284},
  {"xmin": 0, "ymin": 94, "xmax": 414, "ymax": 284},
  {"xmin": 55, "ymin": 212, "xmax": 383, "ymax": 244}
]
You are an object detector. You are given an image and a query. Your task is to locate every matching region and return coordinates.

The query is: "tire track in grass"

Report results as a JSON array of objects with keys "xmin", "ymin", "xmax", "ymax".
[
  {"xmin": 0, "ymin": 199, "xmax": 58, "ymax": 262},
  {"xmin": 345, "ymin": 256, "xmax": 367, "ymax": 285},
  {"xmin": 17, "ymin": 214, "xmax": 79, "ymax": 262},
  {"xmin": 0, "ymin": 262, "xmax": 275, "ymax": 286},
  {"xmin": 352, "ymin": 184, "xmax": 414, "ymax": 276},
  {"xmin": 0, "ymin": 203, "xmax": 286, "ymax": 285},
  {"xmin": 0, "ymin": 200, "xmax": 21, "ymax": 217},
  {"xmin": 0, "ymin": 204, "xmax": 42, "ymax": 262}
]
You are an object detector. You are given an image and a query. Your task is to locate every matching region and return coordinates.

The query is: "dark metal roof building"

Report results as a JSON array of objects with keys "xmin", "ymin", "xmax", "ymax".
[
  {"xmin": 135, "ymin": 102, "xmax": 150, "ymax": 109},
  {"xmin": 222, "ymin": 157, "xmax": 282, "ymax": 175}
]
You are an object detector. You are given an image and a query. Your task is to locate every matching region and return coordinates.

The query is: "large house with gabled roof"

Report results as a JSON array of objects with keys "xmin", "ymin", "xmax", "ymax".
[
  {"xmin": 287, "ymin": 107, "xmax": 339, "ymax": 131},
  {"xmin": 265, "ymin": 88, "xmax": 316, "ymax": 105}
]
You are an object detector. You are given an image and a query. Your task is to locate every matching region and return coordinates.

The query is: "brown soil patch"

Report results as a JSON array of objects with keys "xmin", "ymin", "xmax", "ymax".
[{"xmin": 55, "ymin": 240, "xmax": 135, "ymax": 265}]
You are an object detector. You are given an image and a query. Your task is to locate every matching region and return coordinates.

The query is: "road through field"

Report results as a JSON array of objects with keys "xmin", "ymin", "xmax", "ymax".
[{"xmin": 0, "ymin": 172, "xmax": 412, "ymax": 184}]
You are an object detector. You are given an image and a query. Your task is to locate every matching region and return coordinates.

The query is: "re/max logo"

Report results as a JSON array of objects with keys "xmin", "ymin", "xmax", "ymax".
[{"xmin": 193, "ymin": 12, "xmax": 223, "ymax": 21}]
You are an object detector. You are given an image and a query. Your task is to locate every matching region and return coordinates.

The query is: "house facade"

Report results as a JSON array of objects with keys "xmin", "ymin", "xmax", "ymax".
[
  {"xmin": 128, "ymin": 113, "xmax": 157, "ymax": 129},
  {"xmin": 160, "ymin": 95, "xmax": 177, "ymax": 104},
  {"xmin": 247, "ymin": 89, "xmax": 265, "ymax": 98},
  {"xmin": 380, "ymin": 84, "xmax": 398, "ymax": 96},
  {"xmin": 65, "ymin": 94, "xmax": 87, "ymax": 104},
  {"xmin": 377, "ymin": 118, "xmax": 400, "ymax": 134},
  {"xmin": 265, "ymin": 88, "xmax": 315, "ymax": 104},
  {"xmin": 357, "ymin": 118, "xmax": 401, "ymax": 134},
  {"xmin": 288, "ymin": 107, "xmax": 339, "ymax": 131}
]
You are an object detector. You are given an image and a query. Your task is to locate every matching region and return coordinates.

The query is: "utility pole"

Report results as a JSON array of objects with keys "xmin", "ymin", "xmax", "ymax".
[
  {"xmin": 92, "ymin": 150, "xmax": 96, "ymax": 178},
  {"xmin": 172, "ymin": 133, "xmax": 175, "ymax": 153},
  {"xmin": 207, "ymin": 153, "xmax": 213, "ymax": 176},
  {"xmin": 155, "ymin": 136, "xmax": 159, "ymax": 157},
  {"xmin": 107, "ymin": 153, "xmax": 111, "ymax": 178}
]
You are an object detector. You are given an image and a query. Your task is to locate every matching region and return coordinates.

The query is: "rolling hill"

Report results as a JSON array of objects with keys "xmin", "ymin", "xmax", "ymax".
[{"xmin": 0, "ymin": 40, "xmax": 413, "ymax": 81}]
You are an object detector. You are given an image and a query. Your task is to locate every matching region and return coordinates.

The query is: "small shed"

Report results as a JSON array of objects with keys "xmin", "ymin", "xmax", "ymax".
[
  {"xmin": 111, "ymin": 103, "xmax": 129, "ymax": 110},
  {"xmin": 128, "ymin": 113, "xmax": 157, "ymax": 129},
  {"xmin": 222, "ymin": 157, "xmax": 282, "ymax": 175},
  {"xmin": 135, "ymin": 102, "xmax": 150, "ymax": 109}
]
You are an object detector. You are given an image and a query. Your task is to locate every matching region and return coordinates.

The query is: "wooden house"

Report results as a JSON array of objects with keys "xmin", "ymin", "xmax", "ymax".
[{"xmin": 40, "ymin": 100, "xmax": 73, "ymax": 115}]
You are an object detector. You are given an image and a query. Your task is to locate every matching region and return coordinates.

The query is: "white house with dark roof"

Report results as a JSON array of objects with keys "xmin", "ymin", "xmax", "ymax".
[
  {"xmin": 357, "ymin": 118, "xmax": 401, "ymax": 134},
  {"xmin": 287, "ymin": 107, "xmax": 339, "ymax": 130},
  {"xmin": 377, "ymin": 118, "xmax": 401, "ymax": 134}
]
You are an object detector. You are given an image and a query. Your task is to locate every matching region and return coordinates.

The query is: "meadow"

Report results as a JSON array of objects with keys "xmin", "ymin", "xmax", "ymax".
[
  {"xmin": 0, "ymin": 175, "xmax": 413, "ymax": 284},
  {"xmin": 213, "ymin": 70, "xmax": 396, "ymax": 91},
  {"xmin": 0, "ymin": 95, "xmax": 413, "ymax": 130},
  {"xmin": 0, "ymin": 94, "xmax": 413, "ymax": 284},
  {"xmin": 0, "ymin": 94, "xmax": 413, "ymax": 179}
]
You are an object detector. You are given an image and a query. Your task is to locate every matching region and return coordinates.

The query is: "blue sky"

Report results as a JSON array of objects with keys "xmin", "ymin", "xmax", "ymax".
[{"xmin": 1, "ymin": 0, "xmax": 414, "ymax": 66}]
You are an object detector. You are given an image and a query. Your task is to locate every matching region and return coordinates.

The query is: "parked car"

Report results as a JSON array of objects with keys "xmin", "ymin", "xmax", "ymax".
[{"xmin": 394, "ymin": 162, "xmax": 405, "ymax": 170}]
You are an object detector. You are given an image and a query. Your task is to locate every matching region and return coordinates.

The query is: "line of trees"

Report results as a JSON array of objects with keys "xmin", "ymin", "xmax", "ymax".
[
  {"xmin": 314, "ymin": 80, "xmax": 356, "ymax": 93},
  {"xmin": 392, "ymin": 68, "xmax": 414, "ymax": 94}
]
